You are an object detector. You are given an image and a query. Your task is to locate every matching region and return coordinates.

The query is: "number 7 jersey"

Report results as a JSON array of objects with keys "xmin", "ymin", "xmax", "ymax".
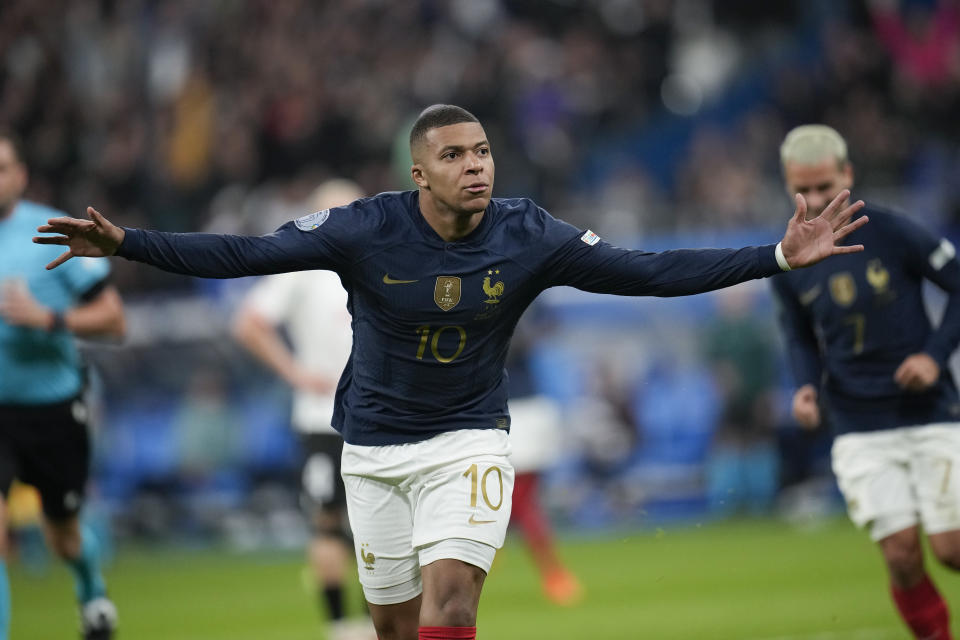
[
  {"xmin": 770, "ymin": 205, "xmax": 960, "ymax": 435},
  {"xmin": 118, "ymin": 190, "xmax": 785, "ymax": 445}
]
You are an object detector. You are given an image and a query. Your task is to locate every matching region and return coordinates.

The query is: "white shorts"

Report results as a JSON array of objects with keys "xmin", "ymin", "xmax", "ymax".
[
  {"xmin": 832, "ymin": 423, "xmax": 960, "ymax": 541},
  {"xmin": 342, "ymin": 429, "xmax": 514, "ymax": 605}
]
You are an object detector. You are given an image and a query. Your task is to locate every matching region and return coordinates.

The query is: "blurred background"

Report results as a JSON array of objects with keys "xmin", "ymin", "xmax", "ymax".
[{"xmin": 3, "ymin": 0, "xmax": 960, "ymax": 636}]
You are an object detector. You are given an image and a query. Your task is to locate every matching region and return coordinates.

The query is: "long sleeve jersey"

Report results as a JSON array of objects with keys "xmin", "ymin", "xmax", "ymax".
[{"xmin": 118, "ymin": 191, "xmax": 782, "ymax": 445}]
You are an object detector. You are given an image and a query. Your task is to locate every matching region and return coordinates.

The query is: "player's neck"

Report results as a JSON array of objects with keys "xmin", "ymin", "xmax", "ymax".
[{"xmin": 418, "ymin": 194, "xmax": 485, "ymax": 242}]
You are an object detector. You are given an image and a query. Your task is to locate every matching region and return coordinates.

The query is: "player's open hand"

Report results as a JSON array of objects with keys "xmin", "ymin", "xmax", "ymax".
[
  {"xmin": 33, "ymin": 207, "xmax": 125, "ymax": 270},
  {"xmin": 792, "ymin": 384, "xmax": 821, "ymax": 430},
  {"xmin": 894, "ymin": 353, "xmax": 940, "ymax": 392},
  {"xmin": 779, "ymin": 190, "xmax": 867, "ymax": 269}
]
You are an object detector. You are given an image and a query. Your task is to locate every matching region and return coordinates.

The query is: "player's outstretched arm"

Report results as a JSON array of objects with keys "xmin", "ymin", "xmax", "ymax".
[
  {"xmin": 33, "ymin": 207, "xmax": 124, "ymax": 270},
  {"xmin": 779, "ymin": 190, "xmax": 867, "ymax": 269}
]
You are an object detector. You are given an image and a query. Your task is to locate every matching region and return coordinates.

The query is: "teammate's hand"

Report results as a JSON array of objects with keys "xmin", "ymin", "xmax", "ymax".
[
  {"xmin": 792, "ymin": 384, "xmax": 821, "ymax": 430},
  {"xmin": 894, "ymin": 353, "xmax": 940, "ymax": 392},
  {"xmin": 779, "ymin": 190, "xmax": 867, "ymax": 269},
  {"xmin": 0, "ymin": 279, "xmax": 52, "ymax": 329},
  {"xmin": 32, "ymin": 207, "xmax": 125, "ymax": 270}
]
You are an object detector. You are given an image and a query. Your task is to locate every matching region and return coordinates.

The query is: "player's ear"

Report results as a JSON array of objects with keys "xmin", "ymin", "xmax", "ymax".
[
  {"xmin": 411, "ymin": 164, "xmax": 428, "ymax": 189},
  {"xmin": 842, "ymin": 162, "xmax": 854, "ymax": 188}
]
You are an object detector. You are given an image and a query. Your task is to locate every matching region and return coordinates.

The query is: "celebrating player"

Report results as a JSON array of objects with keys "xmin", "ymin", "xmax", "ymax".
[
  {"xmin": 35, "ymin": 105, "xmax": 866, "ymax": 640},
  {"xmin": 771, "ymin": 124, "xmax": 960, "ymax": 640},
  {"xmin": 0, "ymin": 132, "xmax": 126, "ymax": 639}
]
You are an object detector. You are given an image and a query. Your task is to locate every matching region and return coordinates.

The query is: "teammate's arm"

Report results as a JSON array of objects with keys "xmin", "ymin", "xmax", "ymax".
[
  {"xmin": 771, "ymin": 276, "xmax": 823, "ymax": 429},
  {"xmin": 894, "ymin": 220, "xmax": 960, "ymax": 391}
]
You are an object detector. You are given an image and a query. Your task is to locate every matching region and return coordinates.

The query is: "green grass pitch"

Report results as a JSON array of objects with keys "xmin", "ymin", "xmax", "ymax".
[{"xmin": 10, "ymin": 517, "xmax": 959, "ymax": 639}]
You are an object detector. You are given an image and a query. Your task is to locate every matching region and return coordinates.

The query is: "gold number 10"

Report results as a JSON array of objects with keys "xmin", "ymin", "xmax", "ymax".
[
  {"xmin": 415, "ymin": 325, "xmax": 467, "ymax": 363},
  {"xmin": 463, "ymin": 463, "xmax": 504, "ymax": 510}
]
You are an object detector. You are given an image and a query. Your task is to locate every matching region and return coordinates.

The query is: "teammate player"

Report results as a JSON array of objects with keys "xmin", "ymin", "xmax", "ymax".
[
  {"xmin": 34, "ymin": 105, "xmax": 866, "ymax": 640},
  {"xmin": 771, "ymin": 124, "xmax": 960, "ymax": 640},
  {"xmin": 0, "ymin": 133, "xmax": 125, "ymax": 639},
  {"xmin": 232, "ymin": 178, "xmax": 376, "ymax": 640}
]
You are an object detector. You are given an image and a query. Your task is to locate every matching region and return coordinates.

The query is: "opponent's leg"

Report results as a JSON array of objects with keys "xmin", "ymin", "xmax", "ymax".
[{"xmin": 511, "ymin": 472, "xmax": 582, "ymax": 605}]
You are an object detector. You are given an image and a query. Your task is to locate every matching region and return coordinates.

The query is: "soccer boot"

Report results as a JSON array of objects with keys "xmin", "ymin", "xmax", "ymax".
[{"xmin": 80, "ymin": 596, "xmax": 117, "ymax": 640}]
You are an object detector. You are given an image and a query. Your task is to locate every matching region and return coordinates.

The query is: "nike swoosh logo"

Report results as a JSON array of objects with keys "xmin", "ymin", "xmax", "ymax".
[
  {"xmin": 383, "ymin": 274, "xmax": 419, "ymax": 285},
  {"xmin": 468, "ymin": 515, "xmax": 496, "ymax": 525}
]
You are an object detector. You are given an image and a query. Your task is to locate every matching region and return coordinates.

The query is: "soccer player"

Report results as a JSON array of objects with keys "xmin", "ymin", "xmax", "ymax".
[
  {"xmin": 0, "ymin": 132, "xmax": 126, "ymax": 639},
  {"xmin": 771, "ymin": 124, "xmax": 960, "ymax": 640},
  {"xmin": 231, "ymin": 178, "xmax": 376, "ymax": 640},
  {"xmin": 35, "ymin": 105, "xmax": 866, "ymax": 640}
]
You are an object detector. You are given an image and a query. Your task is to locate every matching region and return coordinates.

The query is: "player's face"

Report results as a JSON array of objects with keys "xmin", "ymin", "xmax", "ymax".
[
  {"xmin": 783, "ymin": 157, "xmax": 853, "ymax": 220},
  {"xmin": 0, "ymin": 140, "xmax": 26, "ymax": 216},
  {"xmin": 412, "ymin": 122, "xmax": 494, "ymax": 215}
]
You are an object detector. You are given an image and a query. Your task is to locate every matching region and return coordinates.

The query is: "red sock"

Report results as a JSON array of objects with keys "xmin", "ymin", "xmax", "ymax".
[
  {"xmin": 891, "ymin": 574, "xmax": 953, "ymax": 639},
  {"xmin": 418, "ymin": 626, "xmax": 476, "ymax": 640}
]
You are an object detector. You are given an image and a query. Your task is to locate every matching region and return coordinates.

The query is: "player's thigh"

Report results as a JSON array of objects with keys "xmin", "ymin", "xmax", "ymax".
[
  {"xmin": 14, "ymin": 398, "xmax": 90, "ymax": 521},
  {"xmin": 411, "ymin": 433, "xmax": 515, "ymax": 558},
  {"xmin": 298, "ymin": 432, "xmax": 346, "ymax": 528},
  {"xmin": 908, "ymin": 423, "xmax": 960, "ymax": 536},
  {"xmin": 832, "ymin": 429, "xmax": 915, "ymax": 541}
]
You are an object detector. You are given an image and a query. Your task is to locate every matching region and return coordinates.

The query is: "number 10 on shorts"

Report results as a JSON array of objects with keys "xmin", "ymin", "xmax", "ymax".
[{"xmin": 463, "ymin": 463, "xmax": 504, "ymax": 510}]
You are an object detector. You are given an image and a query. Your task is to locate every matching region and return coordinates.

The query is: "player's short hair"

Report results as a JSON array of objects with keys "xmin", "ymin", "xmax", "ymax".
[
  {"xmin": 0, "ymin": 130, "xmax": 25, "ymax": 164},
  {"xmin": 409, "ymin": 104, "xmax": 480, "ymax": 154},
  {"xmin": 780, "ymin": 124, "xmax": 848, "ymax": 168}
]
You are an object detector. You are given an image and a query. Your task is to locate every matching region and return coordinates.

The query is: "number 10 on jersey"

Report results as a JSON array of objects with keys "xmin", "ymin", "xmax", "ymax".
[{"xmin": 415, "ymin": 325, "xmax": 466, "ymax": 363}]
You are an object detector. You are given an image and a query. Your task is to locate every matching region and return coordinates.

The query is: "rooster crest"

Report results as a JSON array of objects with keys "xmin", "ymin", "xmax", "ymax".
[
  {"xmin": 360, "ymin": 545, "xmax": 376, "ymax": 570},
  {"xmin": 483, "ymin": 270, "xmax": 504, "ymax": 303}
]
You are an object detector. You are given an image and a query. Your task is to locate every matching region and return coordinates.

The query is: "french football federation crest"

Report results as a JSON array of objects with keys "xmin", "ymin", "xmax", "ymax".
[
  {"xmin": 865, "ymin": 259, "xmax": 890, "ymax": 293},
  {"xmin": 483, "ymin": 269, "xmax": 504, "ymax": 304},
  {"xmin": 829, "ymin": 272, "xmax": 857, "ymax": 307},
  {"xmin": 434, "ymin": 276, "xmax": 461, "ymax": 311}
]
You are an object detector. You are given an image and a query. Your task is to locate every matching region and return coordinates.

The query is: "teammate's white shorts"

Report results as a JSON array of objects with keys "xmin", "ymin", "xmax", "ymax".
[
  {"xmin": 832, "ymin": 423, "xmax": 960, "ymax": 541},
  {"xmin": 342, "ymin": 428, "xmax": 514, "ymax": 605}
]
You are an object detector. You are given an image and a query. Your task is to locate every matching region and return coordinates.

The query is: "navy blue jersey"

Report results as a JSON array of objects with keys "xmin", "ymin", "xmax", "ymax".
[
  {"xmin": 118, "ymin": 191, "xmax": 782, "ymax": 445},
  {"xmin": 771, "ymin": 205, "xmax": 960, "ymax": 435}
]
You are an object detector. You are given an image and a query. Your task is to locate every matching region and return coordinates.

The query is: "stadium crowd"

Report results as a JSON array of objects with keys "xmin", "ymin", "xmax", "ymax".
[{"xmin": 2, "ymin": 0, "xmax": 958, "ymax": 284}]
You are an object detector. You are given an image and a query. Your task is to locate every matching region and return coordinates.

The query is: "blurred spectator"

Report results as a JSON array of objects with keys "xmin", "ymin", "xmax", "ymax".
[{"xmin": 702, "ymin": 286, "xmax": 780, "ymax": 516}]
